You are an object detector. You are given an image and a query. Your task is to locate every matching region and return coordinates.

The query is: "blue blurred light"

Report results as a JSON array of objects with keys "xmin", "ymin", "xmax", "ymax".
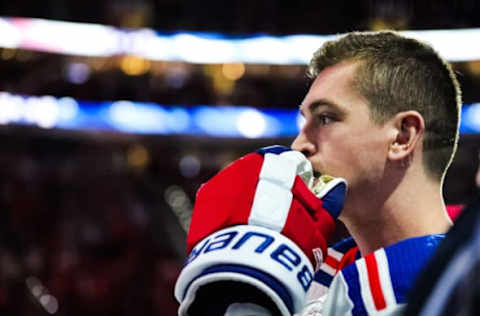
[
  {"xmin": 0, "ymin": 92, "xmax": 478, "ymax": 137},
  {"xmin": 460, "ymin": 103, "xmax": 480, "ymax": 133},
  {"xmin": 193, "ymin": 106, "xmax": 242, "ymax": 137},
  {"xmin": 167, "ymin": 107, "xmax": 191, "ymax": 133}
]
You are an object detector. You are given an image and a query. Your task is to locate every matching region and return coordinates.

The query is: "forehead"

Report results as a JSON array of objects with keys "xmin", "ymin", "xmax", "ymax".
[{"xmin": 301, "ymin": 61, "xmax": 364, "ymax": 112}]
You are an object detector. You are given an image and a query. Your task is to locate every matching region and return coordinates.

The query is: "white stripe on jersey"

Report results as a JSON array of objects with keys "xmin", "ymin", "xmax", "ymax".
[
  {"xmin": 319, "ymin": 262, "xmax": 337, "ymax": 276},
  {"xmin": 356, "ymin": 257, "xmax": 378, "ymax": 314},
  {"xmin": 328, "ymin": 248, "xmax": 344, "ymax": 261},
  {"xmin": 375, "ymin": 249, "xmax": 397, "ymax": 308}
]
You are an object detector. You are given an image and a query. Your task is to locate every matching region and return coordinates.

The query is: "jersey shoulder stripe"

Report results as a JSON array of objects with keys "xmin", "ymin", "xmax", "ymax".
[
  {"xmin": 365, "ymin": 251, "xmax": 386, "ymax": 310},
  {"xmin": 315, "ymin": 237, "xmax": 359, "ymax": 287},
  {"xmin": 340, "ymin": 234, "xmax": 445, "ymax": 314}
]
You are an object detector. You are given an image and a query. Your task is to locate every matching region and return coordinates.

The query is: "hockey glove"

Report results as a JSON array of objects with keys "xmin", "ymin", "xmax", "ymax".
[{"xmin": 174, "ymin": 146, "xmax": 347, "ymax": 315}]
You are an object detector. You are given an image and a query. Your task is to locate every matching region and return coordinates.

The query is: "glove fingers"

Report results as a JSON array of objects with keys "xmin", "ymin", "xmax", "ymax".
[
  {"xmin": 288, "ymin": 176, "xmax": 336, "ymax": 259},
  {"xmin": 291, "ymin": 176, "xmax": 323, "ymax": 214},
  {"xmin": 187, "ymin": 153, "xmax": 264, "ymax": 253},
  {"xmin": 256, "ymin": 145, "xmax": 292, "ymax": 155},
  {"xmin": 281, "ymin": 197, "xmax": 328, "ymax": 264},
  {"xmin": 316, "ymin": 179, "xmax": 347, "ymax": 219},
  {"xmin": 247, "ymin": 151, "xmax": 305, "ymax": 231}
]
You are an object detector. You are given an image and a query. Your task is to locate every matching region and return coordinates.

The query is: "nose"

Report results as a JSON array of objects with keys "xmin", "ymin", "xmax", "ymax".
[{"xmin": 291, "ymin": 130, "xmax": 316, "ymax": 157}]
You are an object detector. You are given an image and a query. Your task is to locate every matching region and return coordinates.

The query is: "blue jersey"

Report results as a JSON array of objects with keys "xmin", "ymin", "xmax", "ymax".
[{"xmin": 301, "ymin": 235, "xmax": 444, "ymax": 315}]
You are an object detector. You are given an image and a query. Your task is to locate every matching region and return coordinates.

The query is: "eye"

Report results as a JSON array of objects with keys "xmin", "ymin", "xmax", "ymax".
[{"xmin": 315, "ymin": 113, "xmax": 335, "ymax": 126}]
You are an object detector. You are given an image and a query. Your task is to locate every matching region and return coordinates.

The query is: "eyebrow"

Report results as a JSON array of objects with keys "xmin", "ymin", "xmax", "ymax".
[{"xmin": 299, "ymin": 98, "xmax": 345, "ymax": 116}]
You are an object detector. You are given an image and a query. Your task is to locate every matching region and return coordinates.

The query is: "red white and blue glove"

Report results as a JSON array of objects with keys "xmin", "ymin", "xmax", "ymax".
[{"xmin": 174, "ymin": 146, "xmax": 347, "ymax": 315}]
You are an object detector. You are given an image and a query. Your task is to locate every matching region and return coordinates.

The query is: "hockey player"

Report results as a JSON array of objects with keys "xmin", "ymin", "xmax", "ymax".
[{"xmin": 174, "ymin": 31, "xmax": 462, "ymax": 315}]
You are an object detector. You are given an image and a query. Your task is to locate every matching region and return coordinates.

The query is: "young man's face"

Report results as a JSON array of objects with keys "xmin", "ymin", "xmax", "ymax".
[{"xmin": 292, "ymin": 61, "xmax": 392, "ymax": 207}]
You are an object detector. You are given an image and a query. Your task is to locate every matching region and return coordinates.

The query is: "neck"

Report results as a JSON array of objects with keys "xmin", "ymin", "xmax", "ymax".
[{"xmin": 340, "ymin": 171, "xmax": 452, "ymax": 256}]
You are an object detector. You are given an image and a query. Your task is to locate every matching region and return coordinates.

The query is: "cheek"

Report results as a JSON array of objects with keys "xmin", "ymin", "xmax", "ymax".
[
  {"xmin": 331, "ymin": 145, "xmax": 362, "ymax": 182},
  {"xmin": 321, "ymin": 134, "xmax": 386, "ymax": 184},
  {"xmin": 346, "ymin": 137, "xmax": 387, "ymax": 185},
  {"xmin": 316, "ymin": 140, "xmax": 359, "ymax": 179},
  {"xmin": 309, "ymin": 122, "xmax": 388, "ymax": 179}
]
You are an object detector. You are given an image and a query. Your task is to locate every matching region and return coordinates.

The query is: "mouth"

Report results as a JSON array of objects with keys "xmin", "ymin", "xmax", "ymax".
[
  {"xmin": 311, "ymin": 170, "xmax": 322, "ymax": 190},
  {"xmin": 313, "ymin": 170, "xmax": 322, "ymax": 178}
]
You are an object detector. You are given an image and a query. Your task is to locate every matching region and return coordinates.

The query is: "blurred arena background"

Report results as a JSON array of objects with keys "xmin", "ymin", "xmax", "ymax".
[{"xmin": 0, "ymin": 1, "xmax": 479, "ymax": 315}]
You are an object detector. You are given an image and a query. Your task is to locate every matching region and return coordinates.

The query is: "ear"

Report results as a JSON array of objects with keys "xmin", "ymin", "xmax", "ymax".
[{"xmin": 388, "ymin": 111, "xmax": 425, "ymax": 161}]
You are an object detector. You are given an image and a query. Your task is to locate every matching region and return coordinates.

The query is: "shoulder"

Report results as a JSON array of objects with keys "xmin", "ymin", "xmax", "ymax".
[
  {"xmin": 338, "ymin": 234, "xmax": 445, "ymax": 314},
  {"xmin": 314, "ymin": 237, "xmax": 360, "ymax": 287},
  {"xmin": 304, "ymin": 238, "xmax": 359, "ymax": 310},
  {"xmin": 304, "ymin": 235, "xmax": 444, "ymax": 315}
]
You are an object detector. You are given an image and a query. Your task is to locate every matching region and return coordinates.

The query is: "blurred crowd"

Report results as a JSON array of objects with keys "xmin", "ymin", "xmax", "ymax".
[
  {"xmin": 0, "ymin": 132, "xmax": 186, "ymax": 316},
  {"xmin": 0, "ymin": 128, "xmax": 477, "ymax": 316},
  {"xmin": 2, "ymin": 49, "xmax": 480, "ymax": 115},
  {"xmin": 0, "ymin": 52, "xmax": 309, "ymax": 110}
]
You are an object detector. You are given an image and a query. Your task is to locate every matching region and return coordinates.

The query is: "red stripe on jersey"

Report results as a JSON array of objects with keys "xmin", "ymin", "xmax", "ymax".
[
  {"xmin": 339, "ymin": 246, "xmax": 358, "ymax": 269},
  {"xmin": 324, "ymin": 255, "xmax": 340, "ymax": 270},
  {"xmin": 365, "ymin": 253, "xmax": 386, "ymax": 310}
]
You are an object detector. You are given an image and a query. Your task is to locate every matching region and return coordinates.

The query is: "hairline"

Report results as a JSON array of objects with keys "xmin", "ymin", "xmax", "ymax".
[{"xmin": 309, "ymin": 58, "xmax": 384, "ymax": 124}]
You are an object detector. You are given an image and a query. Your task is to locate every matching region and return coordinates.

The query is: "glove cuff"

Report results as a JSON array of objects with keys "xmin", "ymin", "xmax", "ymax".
[{"xmin": 175, "ymin": 225, "xmax": 315, "ymax": 315}]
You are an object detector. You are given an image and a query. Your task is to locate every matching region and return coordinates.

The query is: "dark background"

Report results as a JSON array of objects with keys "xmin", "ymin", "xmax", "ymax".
[{"xmin": 0, "ymin": 1, "xmax": 479, "ymax": 315}]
